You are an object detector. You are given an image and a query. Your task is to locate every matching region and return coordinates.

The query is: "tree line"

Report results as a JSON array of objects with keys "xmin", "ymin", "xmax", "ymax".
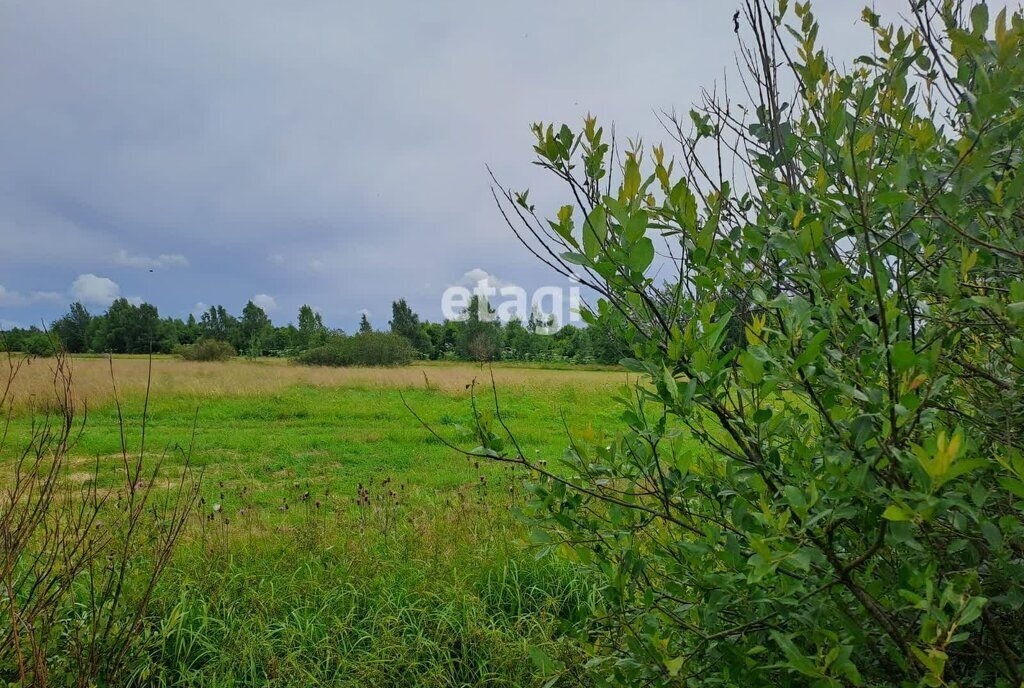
[{"xmin": 1, "ymin": 296, "xmax": 626, "ymax": 364}]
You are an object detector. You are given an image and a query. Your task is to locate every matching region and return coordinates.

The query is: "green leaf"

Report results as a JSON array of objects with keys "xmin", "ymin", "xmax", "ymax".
[
  {"xmin": 980, "ymin": 521, "xmax": 1002, "ymax": 550},
  {"xmin": 626, "ymin": 237, "xmax": 655, "ymax": 273},
  {"xmin": 882, "ymin": 504, "xmax": 914, "ymax": 522},
  {"xmin": 770, "ymin": 632, "xmax": 821, "ymax": 678},
  {"xmin": 529, "ymin": 646, "xmax": 564, "ymax": 676},
  {"xmin": 664, "ymin": 656, "xmax": 685, "ymax": 677},
  {"xmin": 891, "ymin": 341, "xmax": 916, "ymax": 371},
  {"xmin": 794, "ymin": 330, "xmax": 830, "ymax": 368},
  {"xmin": 999, "ymin": 477, "xmax": 1024, "ymax": 500},
  {"xmin": 970, "ymin": 2, "xmax": 989, "ymax": 36},
  {"xmin": 551, "ymin": 204, "xmax": 576, "ymax": 244},
  {"xmin": 663, "ymin": 366, "xmax": 679, "ymax": 402},
  {"xmin": 853, "ymin": 131, "xmax": 874, "ymax": 155},
  {"xmin": 582, "ymin": 205, "xmax": 607, "ymax": 260},
  {"xmin": 619, "ymin": 358, "xmax": 648, "ymax": 373},
  {"xmin": 740, "ymin": 350, "xmax": 765, "ymax": 384},
  {"xmin": 670, "ymin": 179, "xmax": 698, "ymax": 231},
  {"xmin": 623, "ymin": 210, "xmax": 648, "ymax": 243},
  {"xmin": 622, "ymin": 154, "xmax": 641, "ymax": 200}
]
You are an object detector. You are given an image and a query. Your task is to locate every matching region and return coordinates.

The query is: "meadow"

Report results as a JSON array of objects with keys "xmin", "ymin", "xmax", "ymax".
[{"xmin": 1, "ymin": 355, "xmax": 629, "ymax": 686}]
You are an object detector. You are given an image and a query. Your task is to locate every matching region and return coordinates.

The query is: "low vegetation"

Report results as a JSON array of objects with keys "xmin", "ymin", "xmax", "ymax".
[
  {"xmin": 176, "ymin": 339, "xmax": 237, "ymax": 361},
  {"xmin": 296, "ymin": 332, "xmax": 415, "ymax": 367},
  {"xmin": 0, "ymin": 353, "xmax": 623, "ymax": 686}
]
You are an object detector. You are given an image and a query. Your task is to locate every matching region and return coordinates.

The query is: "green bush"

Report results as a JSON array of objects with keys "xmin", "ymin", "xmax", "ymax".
[
  {"xmin": 483, "ymin": 2, "xmax": 1024, "ymax": 685},
  {"xmin": 177, "ymin": 339, "xmax": 236, "ymax": 361},
  {"xmin": 23, "ymin": 332, "xmax": 57, "ymax": 357},
  {"xmin": 296, "ymin": 332, "xmax": 414, "ymax": 367}
]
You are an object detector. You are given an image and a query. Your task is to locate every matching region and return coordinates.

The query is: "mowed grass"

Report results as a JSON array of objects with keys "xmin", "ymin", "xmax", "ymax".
[{"xmin": 1, "ymin": 356, "xmax": 628, "ymax": 687}]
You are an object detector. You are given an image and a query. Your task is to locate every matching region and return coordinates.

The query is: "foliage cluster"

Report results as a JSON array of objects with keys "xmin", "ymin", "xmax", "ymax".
[
  {"xmin": 474, "ymin": 1, "xmax": 1024, "ymax": 685},
  {"xmin": 176, "ymin": 339, "xmax": 237, "ymax": 362},
  {"xmin": 3, "ymin": 297, "xmax": 626, "ymax": 365},
  {"xmin": 296, "ymin": 331, "xmax": 416, "ymax": 367}
]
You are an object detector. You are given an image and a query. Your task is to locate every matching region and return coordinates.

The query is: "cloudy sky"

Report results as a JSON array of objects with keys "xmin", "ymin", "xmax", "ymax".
[{"xmin": 1, "ymin": 0, "xmax": 868, "ymax": 331}]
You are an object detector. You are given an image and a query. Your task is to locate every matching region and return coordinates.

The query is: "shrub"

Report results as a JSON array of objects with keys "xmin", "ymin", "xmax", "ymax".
[
  {"xmin": 178, "ymin": 339, "xmax": 236, "ymax": 361},
  {"xmin": 22, "ymin": 332, "xmax": 56, "ymax": 357},
  {"xmin": 0, "ymin": 351, "xmax": 200, "ymax": 685},
  {"xmin": 480, "ymin": 2, "xmax": 1024, "ymax": 685},
  {"xmin": 296, "ymin": 332, "xmax": 414, "ymax": 367}
]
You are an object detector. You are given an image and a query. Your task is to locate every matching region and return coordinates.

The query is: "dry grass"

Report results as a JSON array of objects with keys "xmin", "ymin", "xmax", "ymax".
[{"xmin": 2, "ymin": 355, "xmax": 627, "ymax": 413}]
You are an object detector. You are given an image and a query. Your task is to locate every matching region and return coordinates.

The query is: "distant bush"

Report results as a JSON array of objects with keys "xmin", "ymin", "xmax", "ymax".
[
  {"xmin": 22, "ymin": 333, "xmax": 57, "ymax": 357},
  {"xmin": 296, "ymin": 332, "xmax": 414, "ymax": 367},
  {"xmin": 177, "ymin": 339, "xmax": 236, "ymax": 361}
]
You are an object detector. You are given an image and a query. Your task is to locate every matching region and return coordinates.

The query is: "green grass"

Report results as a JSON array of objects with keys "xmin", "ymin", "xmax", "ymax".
[
  {"xmin": 2, "ymin": 359, "xmax": 623, "ymax": 686},
  {"xmin": 48, "ymin": 378, "xmax": 620, "ymax": 510}
]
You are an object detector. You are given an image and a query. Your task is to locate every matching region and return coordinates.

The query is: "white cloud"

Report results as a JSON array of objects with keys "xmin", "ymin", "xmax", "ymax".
[
  {"xmin": 270, "ymin": 254, "xmax": 285, "ymax": 266},
  {"xmin": 70, "ymin": 274, "xmax": 121, "ymax": 306},
  {"xmin": 455, "ymin": 268, "xmax": 510, "ymax": 292},
  {"xmin": 190, "ymin": 302, "xmax": 209, "ymax": 317},
  {"xmin": 309, "ymin": 259, "xmax": 325, "ymax": 271},
  {"xmin": 0, "ymin": 284, "xmax": 63, "ymax": 307},
  {"xmin": 113, "ymin": 249, "xmax": 189, "ymax": 269},
  {"xmin": 357, "ymin": 308, "xmax": 371, "ymax": 317},
  {"xmin": 252, "ymin": 293, "xmax": 277, "ymax": 312}
]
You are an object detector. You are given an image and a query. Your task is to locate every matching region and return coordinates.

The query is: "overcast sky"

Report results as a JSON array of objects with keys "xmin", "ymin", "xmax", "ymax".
[{"xmin": 1, "ymin": 0, "xmax": 870, "ymax": 331}]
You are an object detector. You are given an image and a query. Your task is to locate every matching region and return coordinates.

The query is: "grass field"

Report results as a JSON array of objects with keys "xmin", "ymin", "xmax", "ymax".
[{"xmin": 1, "ymin": 355, "xmax": 628, "ymax": 686}]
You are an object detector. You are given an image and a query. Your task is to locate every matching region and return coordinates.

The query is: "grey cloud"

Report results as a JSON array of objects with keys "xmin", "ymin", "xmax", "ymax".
[
  {"xmin": 0, "ymin": 284, "xmax": 64, "ymax": 307},
  {"xmin": 2, "ymin": 0, "xmax": 870, "ymax": 330}
]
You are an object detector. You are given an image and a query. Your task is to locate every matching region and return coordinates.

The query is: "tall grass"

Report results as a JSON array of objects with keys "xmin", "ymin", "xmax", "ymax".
[
  {"xmin": 0, "ymin": 356, "xmax": 626, "ymax": 415},
  {"xmin": 1, "ymin": 353, "xmax": 603, "ymax": 686},
  {"xmin": 0, "ymin": 350, "xmax": 201, "ymax": 686}
]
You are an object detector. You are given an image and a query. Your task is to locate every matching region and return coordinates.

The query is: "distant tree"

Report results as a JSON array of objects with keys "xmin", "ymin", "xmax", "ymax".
[
  {"xmin": 421, "ymin": 321, "xmax": 458, "ymax": 359},
  {"xmin": 198, "ymin": 305, "xmax": 237, "ymax": 343},
  {"xmin": 156, "ymin": 317, "xmax": 185, "ymax": 353},
  {"xmin": 552, "ymin": 324, "xmax": 592, "ymax": 362},
  {"xmin": 184, "ymin": 313, "xmax": 200, "ymax": 343},
  {"xmin": 358, "ymin": 312, "xmax": 373, "ymax": 334},
  {"xmin": 527, "ymin": 307, "xmax": 557, "ymax": 335},
  {"xmin": 239, "ymin": 301, "xmax": 272, "ymax": 357},
  {"xmin": 296, "ymin": 305, "xmax": 326, "ymax": 348},
  {"xmin": 388, "ymin": 299, "xmax": 430, "ymax": 356},
  {"xmin": 458, "ymin": 296, "xmax": 502, "ymax": 361},
  {"xmin": 102, "ymin": 299, "xmax": 159, "ymax": 353},
  {"xmin": 86, "ymin": 316, "xmax": 108, "ymax": 352},
  {"xmin": 502, "ymin": 316, "xmax": 534, "ymax": 360},
  {"xmin": 51, "ymin": 302, "xmax": 91, "ymax": 353}
]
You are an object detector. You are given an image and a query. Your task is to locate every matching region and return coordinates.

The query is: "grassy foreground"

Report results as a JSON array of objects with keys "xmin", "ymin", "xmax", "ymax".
[{"xmin": 1, "ymin": 356, "xmax": 628, "ymax": 686}]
